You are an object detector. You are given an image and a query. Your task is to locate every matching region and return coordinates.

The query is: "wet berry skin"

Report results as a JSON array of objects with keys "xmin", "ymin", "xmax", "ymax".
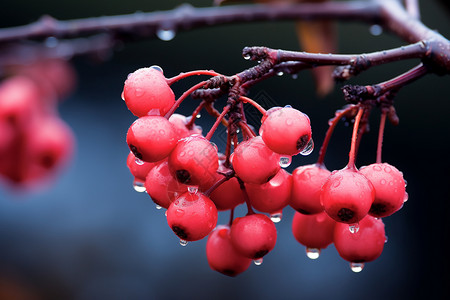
[{"xmin": 292, "ymin": 211, "xmax": 336, "ymax": 250}]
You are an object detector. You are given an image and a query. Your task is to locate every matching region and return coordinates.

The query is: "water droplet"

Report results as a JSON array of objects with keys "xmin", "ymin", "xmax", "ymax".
[
  {"xmin": 350, "ymin": 262, "xmax": 364, "ymax": 272},
  {"xmin": 135, "ymin": 88, "xmax": 144, "ymax": 97},
  {"xmin": 279, "ymin": 156, "xmax": 292, "ymax": 168},
  {"xmin": 300, "ymin": 139, "xmax": 314, "ymax": 156},
  {"xmin": 187, "ymin": 186, "xmax": 198, "ymax": 194},
  {"xmin": 385, "ymin": 236, "xmax": 388, "ymax": 243},
  {"xmin": 179, "ymin": 239, "xmax": 188, "ymax": 246},
  {"xmin": 155, "ymin": 204, "xmax": 162, "ymax": 210},
  {"xmin": 270, "ymin": 213, "xmax": 282, "ymax": 223},
  {"xmin": 284, "ymin": 105, "xmax": 292, "ymax": 108},
  {"xmin": 133, "ymin": 180, "xmax": 146, "ymax": 193},
  {"xmin": 157, "ymin": 28, "xmax": 176, "ymax": 41},
  {"xmin": 135, "ymin": 157, "xmax": 144, "ymax": 165},
  {"xmin": 349, "ymin": 223, "xmax": 360, "ymax": 234},
  {"xmin": 121, "ymin": 91, "xmax": 125, "ymax": 101},
  {"xmin": 380, "ymin": 179, "xmax": 386, "ymax": 185},
  {"xmin": 253, "ymin": 258, "xmax": 263, "ymax": 266},
  {"xmin": 291, "ymin": 74, "xmax": 298, "ymax": 79},
  {"xmin": 150, "ymin": 65, "xmax": 163, "ymax": 73},
  {"xmin": 403, "ymin": 192, "xmax": 409, "ymax": 202},
  {"xmin": 306, "ymin": 248, "xmax": 320, "ymax": 259},
  {"xmin": 404, "ymin": 179, "xmax": 408, "ymax": 187},
  {"xmin": 210, "ymin": 142, "xmax": 218, "ymax": 151},
  {"xmin": 45, "ymin": 36, "xmax": 59, "ymax": 48},
  {"xmin": 276, "ymin": 71, "xmax": 284, "ymax": 76},
  {"xmin": 369, "ymin": 24, "xmax": 383, "ymax": 36},
  {"xmin": 243, "ymin": 54, "xmax": 251, "ymax": 60},
  {"xmin": 175, "ymin": 208, "xmax": 185, "ymax": 217},
  {"xmin": 196, "ymin": 113, "xmax": 201, "ymax": 119}
]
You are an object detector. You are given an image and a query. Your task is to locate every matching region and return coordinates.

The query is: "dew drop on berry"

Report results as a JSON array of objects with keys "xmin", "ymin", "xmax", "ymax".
[
  {"xmin": 306, "ymin": 248, "xmax": 320, "ymax": 260},
  {"xmin": 350, "ymin": 262, "xmax": 364, "ymax": 273},
  {"xmin": 157, "ymin": 28, "xmax": 176, "ymax": 41},
  {"xmin": 270, "ymin": 212, "xmax": 283, "ymax": 223},
  {"xmin": 133, "ymin": 180, "xmax": 146, "ymax": 193},
  {"xmin": 284, "ymin": 105, "xmax": 292, "ymax": 108},
  {"xmin": 279, "ymin": 156, "xmax": 292, "ymax": 168},
  {"xmin": 349, "ymin": 223, "xmax": 360, "ymax": 234},
  {"xmin": 403, "ymin": 192, "xmax": 409, "ymax": 202},
  {"xmin": 179, "ymin": 239, "xmax": 188, "ymax": 247},
  {"xmin": 300, "ymin": 139, "xmax": 314, "ymax": 156},
  {"xmin": 155, "ymin": 204, "xmax": 163, "ymax": 210},
  {"xmin": 135, "ymin": 157, "xmax": 144, "ymax": 165},
  {"xmin": 150, "ymin": 65, "xmax": 164, "ymax": 73},
  {"xmin": 121, "ymin": 91, "xmax": 125, "ymax": 101},
  {"xmin": 210, "ymin": 142, "xmax": 218, "ymax": 151},
  {"xmin": 134, "ymin": 88, "xmax": 144, "ymax": 97},
  {"xmin": 253, "ymin": 258, "xmax": 263, "ymax": 266},
  {"xmin": 380, "ymin": 179, "xmax": 386, "ymax": 185},
  {"xmin": 187, "ymin": 186, "xmax": 199, "ymax": 194},
  {"xmin": 385, "ymin": 236, "xmax": 388, "ymax": 243},
  {"xmin": 175, "ymin": 209, "xmax": 185, "ymax": 217},
  {"xmin": 404, "ymin": 179, "xmax": 408, "ymax": 187}
]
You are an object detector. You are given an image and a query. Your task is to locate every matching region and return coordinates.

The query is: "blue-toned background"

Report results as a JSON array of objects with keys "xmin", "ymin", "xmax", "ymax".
[{"xmin": 0, "ymin": 1, "xmax": 449, "ymax": 299}]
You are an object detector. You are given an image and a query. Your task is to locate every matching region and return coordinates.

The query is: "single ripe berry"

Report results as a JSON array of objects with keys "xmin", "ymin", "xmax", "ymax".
[
  {"xmin": 122, "ymin": 67, "xmax": 175, "ymax": 117},
  {"xmin": 209, "ymin": 165, "xmax": 245, "ymax": 211},
  {"xmin": 260, "ymin": 107, "xmax": 312, "ymax": 155},
  {"xmin": 206, "ymin": 225, "xmax": 252, "ymax": 277},
  {"xmin": 126, "ymin": 152, "xmax": 156, "ymax": 182},
  {"xmin": 232, "ymin": 136, "xmax": 280, "ymax": 184},
  {"xmin": 246, "ymin": 169, "xmax": 292, "ymax": 213},
  {"xmin": 291, "ymin": 211, "xmax": 336, "ymax": 252},
  {"xmin": 145, "ymin": 160, "xmax": 189, "ymax": 209},
  {"xmin": 168, "ymin": 113, "xmax": 202, "ymax": 139},
  {"xmin": 359, "ymin": 163, "xmax": 407, "ymax": 218},
  {"xmin": 334, "ymin": 215, "xmax": 386, "ymax": 264},
  {"xmin": 290, "ymin": 164, "xmax": 331, "ymax": 215},
  {"xmin": 320, "ymin": 167, "xmax": 375, "ymax": 224},
  {"xmin": 230, "ymin": 213, "xmax": 277, "ymax": 259},
  {"xmin": 126, "ymin": 116, "xmax": 178, "ymax": 162},
  {"xmin": 168, "ymin": 135, "xmax": 219, "ymax": 187},
  {"xmin": 166, "ymin": 192, "xmax": 218, "ymax": 241}
]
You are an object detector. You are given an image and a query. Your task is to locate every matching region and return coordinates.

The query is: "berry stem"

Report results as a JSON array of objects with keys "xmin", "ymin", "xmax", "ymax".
[
  {"xmin": 239, "ymin": 96, "xmax": 267, "ymax": 118},
  {"xmin": 185, "ymin": 100, "xmax": 206, "ymax": 129},
  {"xmin": 347, "ymin": 107, "xmax": 364, "ymax": 170},
  {"xmin": 204, "ymin": 173, "xmax": 233, "ymax": 197},
  {"xmin": 205, "ymin": 105, "xmax": 231, "ymax": 141},
  {"xmin": 237, "ymin": 178, "xmax": 255, "ymax": 215},
  {"xmin": 166, "ymin": 70, "xmax": 221, "ymax": 85},
  {"xmin": 238, "ymin": 121, "xmax": 257, "ymax": 140},
  {"xmin": 317, "ymin": 105, "xmax": 357, "ymax": 166},
  {"xmin": 376, "ymin": 110, "xmax": 387, "ymax": 164},
  {"xmin": 228, "ymin": 207, "xmax": 235, "ymax": 227},
  {"xmin": 164, "ymin": 81, "xmax": 208, "ymax": 118}
]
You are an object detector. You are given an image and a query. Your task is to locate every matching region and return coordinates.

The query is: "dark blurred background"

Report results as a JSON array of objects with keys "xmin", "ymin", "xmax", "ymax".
[{"xmin": 0, "ymin": 1, "xmax": 449, "ymax": 299}]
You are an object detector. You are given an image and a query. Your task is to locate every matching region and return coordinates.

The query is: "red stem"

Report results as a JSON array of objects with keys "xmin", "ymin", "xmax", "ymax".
[
  {"xmin": 164, "ymin": 81, "xmax": 207, "ymax": 118},
  {"xmin": 185, "ymin": 100, "xmax": 206, "ymax": 129},
  {"xmin": 166, "ymin": 70, "xmax": 221, "ymax": 85},
  {"xmin": 239, "ymin": 96, "xmax": 267, "ymax": 118},
  {"xmin": 347, "ymin": 107, "xmax": 364, "ymax": 170},
  {"xmin": 376, "ymin": 110, "xmax": 387, "ymax": 164},
  {"xmin": 238, "ymin": 121, "xmax": 257, "ymax": 139},
  {"xmin": 205, "ymin": 105, "xmax": 231, "ymax": 141}
]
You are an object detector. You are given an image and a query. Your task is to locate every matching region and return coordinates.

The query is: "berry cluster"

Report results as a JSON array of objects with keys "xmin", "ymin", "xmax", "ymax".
[
  {"xmin": 0, "ymin": 59, "xmax": 76, "ymax": 189},
  {"xmin": 123, "ymin": 65, "xmax": 407, "ymax": 276}
]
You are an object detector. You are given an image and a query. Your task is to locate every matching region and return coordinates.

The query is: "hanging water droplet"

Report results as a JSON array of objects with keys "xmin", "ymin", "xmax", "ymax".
[
  {"xmin": 157, "ymin": 28, "xmax": 176, "ymax": 41},
  {"xmin": 253, "ymin": 258, "xmax": 263, "ymax": 266},
  {"xmin": 121, "ymin": 91, "xmax": 125, "ymax": 101},
  {"xmin": 369, "ymin": 24, "xmax": 383, "ymax": 36},
  {"xmin": 270, "ymin": 212, "xmax": 282, "ymax": 223},
  {"xmin": 404, "ymin": 179, "xmax": 408, "ymax": 187},
  {"xmin": 210, "ymin": 142, "xmax": 218, "ymax": 151},
  {"xmin": 403, "ymin": 192, "xmax": 409, "ymax": 202},
  {"xmin": 306, "ymin": 248, "xmax": 320, "ymax": 260},
  {"xmin": 385, "ymin": 236, "xmax": 388, "ymax": 243},
  {"xmin": 45, "ymin": 36, "xmax": 59, "ymax": 48},
  {"xmin": 135, "ymin": 157, "xmax": 144, "ymax": 165},
  {"xmin": 155, "ymin": 204, "xmax": 162, "ymax": 210},
  {"xmin": 133, "ymin": 180, "xmax": 146, "ymax": 193},
  {"xmin": 284, "ymin": 104, "xmax": 292, "ymax": 108},
  {"xmin": 300, "ymin": 139, "xmax": 314, "ymax": 156},
  {"xmin": 243, "ymin": 54, "xmax": 251, "ymax": 60},
  {"xmin": 187, "ymin": 186, "xmax": 199, "ymax": 194},
  {"xmin": 150, "ymin": 65, "xmax": 164, "ymax": 73},
  {"xmin": 279, "ymin": 156, "xmax": 292, "ymax": 168},
  {"xmin": 349, "ymin": 223, "xmax": 360, "ymax": 234},
  {"xmin": 196, "ymin": 113, "xmax": 201, "ymax": 119},
  {"xmin": 276, "ymin": 71, "xmax": 284, "ymax": 76},
  {"xmin": 179, "ymin": 239, "xmax": 188, "ymax": 246},
  {"xmin": 350, "ymin": 262, "xmax": 364, "ymax": 272}
]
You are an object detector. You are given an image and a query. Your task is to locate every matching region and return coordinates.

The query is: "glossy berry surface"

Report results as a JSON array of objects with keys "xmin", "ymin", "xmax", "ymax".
[
  {"xmin": 206, "ymin": 225, "xmax": 252, "ymax": 277},
  {"xmin": 334, "ymin": 215, "xmax": 386, "ymax": 263},
  {"xmin": 166, "ymin": 192, "xmax": 218, "ymax": 241},
  {"xmin": 232, "ymin": 136, "xmax": 280, "ymax": 184},
  {"xmin": 290, "ymin": 164, "xmax": 331, "ymax": 215},
  {"xmin": 123, "ymin": 67, "xmax": 175, "ymax": 117},
  {"xmin": 292, "ymin": 211, "xmax": 336, "ymax": 250},
  {"xmin": 360, "ymin": 163, "xmax": 407, "ymax": 218},
  {"xmin": 230, "ymin": 213, "xmax": 277, "ymax": 259},
  {"xmin": 126, "ymin": 116, "xmax": 178, "ymax": 162},
  {"xmin": 168, "ymin": 135, "xmax": 219, "ymax": 186},
  {"xmin": 209, "ymin": 170, "xmax": 245, "ymax": 211},
  {"xmin": 126, "ymin": 152, "xmax": 156, "ymax": 182},
  {"xmin": 260, "ymin": 107, "xmax": 312, "ymax": 155},
  {"xmin": 320, "ymin": 167, "xmax": 375, "ymax": 224}
]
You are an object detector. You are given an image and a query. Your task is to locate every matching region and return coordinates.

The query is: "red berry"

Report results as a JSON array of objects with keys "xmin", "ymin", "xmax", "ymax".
[
  {"xmin": 145, "ymin": 160, "xmax": 189, "ymax": 209},
  {"xmin": 168, "ymin": 135, "xmax": 218, "ymax": 186},
  {"xmin": 126, "ymin": 116, "xmax": 178, "ymax": 162},
  {"xmin": 360, "ymin": 163, "xmax": 407, "ymax": 218},
  {"xmin": 123, "ymin": 67, "xmax": 175, "ymax": 117},
  {"xmin": 246, "ymin": 169, "xmax": 292, "ymax": 213},
  {"xmin": 206, "ymin": 225, "xmax": 252, "ymax": 277},
  {"xmin": 291, "ymin": 211, "xmax": 336, "ymax": 251},
  {"xmin": 230, "ymin": 213, "xmax": 277, "ymax": 259},
  {"xmin": 232, "ymin": 136, "xmax": 280, "ymax": 184},
  {"xmin": 166, "ymin": 192, "xmax": 218, "ymax": 241},
  {"xmin": 320, "ymin": 167, "xmax": 375, "ymax": 224},
  {"xmin": 209, "ymin": 166, "xmax": 245, "ymax": 211},
  {"xmin": 334, "ymin": 215, "xmax": 386, "ymax": 264},
  {"xmin": 290, "ymin": 164, "xmax": 331, "ymax": 215},
  {"xmin": 126, "ymin": 152, "xmax": 156, "ymax": 182},
  {"xmin": 260, "ymin": 107, "xmax": 312, "ymax": 155},
  {"xmin": 168, "ymin": 113, "xmax": 202, "ymax": 139}
]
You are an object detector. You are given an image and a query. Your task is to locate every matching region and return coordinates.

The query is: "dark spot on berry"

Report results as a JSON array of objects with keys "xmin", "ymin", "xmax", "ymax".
[
  {"xmin": 254, "ymin": 249, "xmax": 268, "ymax": 259},
  {"xmin": 171, "ymin": 225, "xmax": 188, "ymax": 240},
  {"xmin": 296, "ymin": 134, "xmax": 310, "ymax": 151},
  {"xmin": 129, "ymin": 144, "xmax": 142, "ymax": 160},
  {"xmin": 176, "ymin": 169, "xmax": 191, "ymax": 184},
  {"xmin": 370, "ymin": 203, "xmax": 387, "ymax": 216},
  {"xmin": 40, "ymin": 153, "xmax": 55, "ymax": 169},
  {"xmin": 337, "ymin": 208, "xmax": 354, "ymax": 222},
  {"xmin": 220, "ymin": 269, "xmax": 237, "ymax": 277},
  {"xmin": 297, "ymin": 208, "xmax": 312, "ymax": 215}
]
